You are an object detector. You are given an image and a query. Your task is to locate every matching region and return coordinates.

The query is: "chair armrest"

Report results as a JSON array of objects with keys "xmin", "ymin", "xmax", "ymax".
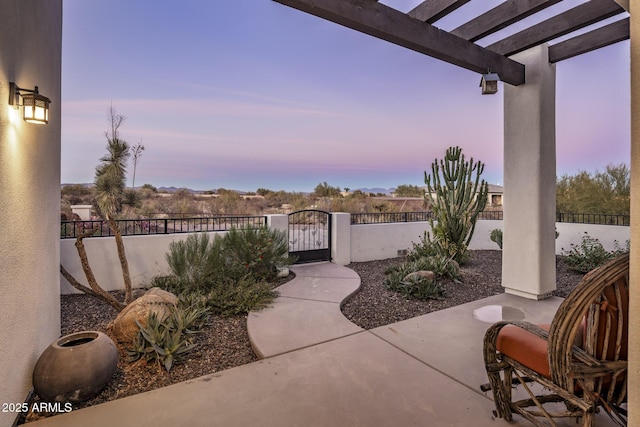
[{"xmin": 483, "ymin": 321, "xmax": 549, "ymax": 371}]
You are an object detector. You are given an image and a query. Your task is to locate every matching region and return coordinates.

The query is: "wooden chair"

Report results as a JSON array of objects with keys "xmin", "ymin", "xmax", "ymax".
[{"xmin": 483, "ymin": 254, "xmax": 629, "ymax": 427}]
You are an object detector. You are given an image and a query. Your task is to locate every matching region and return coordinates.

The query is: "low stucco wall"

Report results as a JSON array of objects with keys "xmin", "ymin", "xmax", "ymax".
[
  {"xmin": 59, "ymin": 219, "xmax": 631, "ymax": 294},
  {"xmin": 350, "ymin": 221, "xmax": 431, "ymax": 262},
  {"xmin": 349, "ymin": 219, "xmax": 629, "ymax": 262},
  {"xmin": 555, "ymin": 222, "xmax": 630, "ymax": 253},
  {"xmin": 60, "ymin": 232, "xmax": 226, "ymax": 294}
]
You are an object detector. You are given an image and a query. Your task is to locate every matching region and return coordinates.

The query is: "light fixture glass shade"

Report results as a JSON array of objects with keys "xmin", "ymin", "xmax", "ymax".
[{"xmin": 21, "ymin": 92, "xmax": 50, "ymax": 124}]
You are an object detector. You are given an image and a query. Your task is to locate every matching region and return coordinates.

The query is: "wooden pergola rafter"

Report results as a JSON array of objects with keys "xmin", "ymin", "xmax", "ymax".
[{"xmin": 273, "ymin": 0, "xmax": 630, "ymax": 86}]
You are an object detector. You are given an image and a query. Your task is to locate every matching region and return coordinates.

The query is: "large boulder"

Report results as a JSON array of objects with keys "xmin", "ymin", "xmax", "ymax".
[
  {"xmin": 144, "ymin": 287, "xmax": 179, "ymax": 305},
  {"xmin": 403, "ymin": 270, "xmax": 436, "ymax": 282},
  {"xmin": 109, "ymin": 288, "xmax": 178, "ymax": 343}
]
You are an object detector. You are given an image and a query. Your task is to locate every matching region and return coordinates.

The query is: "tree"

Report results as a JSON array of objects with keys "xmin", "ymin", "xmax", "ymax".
[
  {"xmin": 394, "ymin": 184, "xmax": 423, "ymax": 197},
  {"xmin": 60, "ymin": 106, "xmax": 134, "ymax": 310},
  {"xmin": 141, "ymin": 183, "xmax": 157, "ymax": 192},
  {"xmin": 556, "ymin": 163, "xmax": 630, "ymax": 215},
  {"xmin": 313, "ymin": 182, "xmax": 342, "ymax": 198},
  {"xmin": 129, "ymin": 140, "xmax": 145, "ymax": 189},
  {"xmin": 424, "ymin": 146, "xmax": 488, "ymax": 263}
]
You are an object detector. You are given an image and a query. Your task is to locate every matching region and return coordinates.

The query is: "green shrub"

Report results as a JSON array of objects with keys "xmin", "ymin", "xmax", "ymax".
[
  {"xmin": 204, "ymin": 277, "xmax": 278, "ymax": 316},
  {"xmin": 384, "ymin": 255, "xmax": 456, "ymax": 301},
  {"xmin": 222, "ymin": 226, "xmax": 295, "ymax": 281},
  {"xmin": 157, "ymin": 227, "xmax": 289, "ymax": 316},
  {"xmin": 165, "ymin": 233, "xmax": 226, "ymax": 291},
  {"xmin": 128, "ymin": 294, "xmax": 210, "ymax": 372},
  {"xmin": 489, "ymin": 229, "xmax": 503, "ymax": 249},
  {"xmin": 562, "ymin": 233, "xmax": 629, "ymax": 273},
  {"xmin": 387, "ymin": 255, "xmax": 461, "ymax": 282},
  {"xmin": 407, "ymin": 232, "xmax": 444, "ymax": 260},
  {"xmin": 384, "ymin": 270, "xmax": 446, "ymax": 301}
]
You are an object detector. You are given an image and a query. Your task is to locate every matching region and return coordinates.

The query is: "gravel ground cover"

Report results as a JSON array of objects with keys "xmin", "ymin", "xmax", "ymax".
[{"xmin": 23, "ymin": 250, "xmax": 583, "ymax": 423}]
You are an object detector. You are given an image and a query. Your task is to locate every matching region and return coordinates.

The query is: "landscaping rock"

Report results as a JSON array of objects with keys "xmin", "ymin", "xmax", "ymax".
[
  {"xmin": 109, "ymin": 291, "xmax": 177, "ymax": 343},
  {"xmin": 276, "ymin": 267, "xmax": 290, "ymax": 278},
  {"xmin": 144, "ymin": 287, "xmax": 179, "ymax": 305},
  {"xmin": 403, "ymin": 270, "xmax": 436, "ymax": 282}
]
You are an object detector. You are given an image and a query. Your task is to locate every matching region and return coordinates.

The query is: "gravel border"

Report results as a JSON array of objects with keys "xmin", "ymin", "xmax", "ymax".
[{"xmin": 22, "ymin": 250, "xmax": 583, "ymax": 423}]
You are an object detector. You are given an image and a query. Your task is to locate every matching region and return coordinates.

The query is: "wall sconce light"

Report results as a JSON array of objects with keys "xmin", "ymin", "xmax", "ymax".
[
  {"xmin": 8, "ymin": 82, "xmax": 51, "ymax": 124},
  {"xmin": 479, "ymin": 73, "xmax": 500, "ymax": 95}
]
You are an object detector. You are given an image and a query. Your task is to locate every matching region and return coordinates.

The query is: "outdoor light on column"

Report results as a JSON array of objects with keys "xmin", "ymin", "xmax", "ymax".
[
  {"xmin": 8, "ymin": 82, "xmax": 51, "ymax": 124},
  {"xmin": 479, "ymin": 73, "xmax": 499, "ymax": 95}
]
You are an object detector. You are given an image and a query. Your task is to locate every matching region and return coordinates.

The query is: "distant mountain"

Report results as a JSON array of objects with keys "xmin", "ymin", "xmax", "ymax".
[{"xmin": 61, "ymin": 183, "xmax": 93, "ymax": 188}]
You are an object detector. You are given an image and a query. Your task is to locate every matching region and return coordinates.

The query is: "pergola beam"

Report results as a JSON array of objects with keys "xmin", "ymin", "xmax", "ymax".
[
  {"xmin": 451, "ymin": 0, "xmax": 563, "ymax": 42},
  {"xmin": 272, "ymin": 0, "xmax": 525, "ymax": 85},
  {"xmin": 408, "ymin": 0, "xmax": 471, "ymax": 24},
  {"xmin": 548, "ymin": 17, "xmax": 629, "ymax": 63},
  {"xmin": 486, "ymin": 0, "xmax": 626, "ymax": 57}
]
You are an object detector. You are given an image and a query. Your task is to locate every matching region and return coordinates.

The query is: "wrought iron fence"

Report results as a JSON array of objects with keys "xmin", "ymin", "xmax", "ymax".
[
  {"xmin": 350, "ymin": 212, "xmax": 433, "ymax": 224},
  {"xmin": 555, "ymin": 213, "xmax": 630, "ymax": 226},
  {"xmin": 476, "ymin": 211, "xmax": 503, "ymax": 220},
  {"xmin": 350, "ymin": 211, "xmax": 629, "ymax": 226},
  {"xmin": 61, "ymin": 216, "xmax": 267, "ymax": 239}
]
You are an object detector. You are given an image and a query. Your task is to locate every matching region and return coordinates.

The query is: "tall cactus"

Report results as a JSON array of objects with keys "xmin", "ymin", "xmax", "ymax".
[{"xmin": 424, "ymin": 146, "xmax": 488, "ymax": 263}]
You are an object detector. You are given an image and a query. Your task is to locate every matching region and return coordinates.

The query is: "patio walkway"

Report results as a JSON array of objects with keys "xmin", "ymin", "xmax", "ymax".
[{"xmin": 29, "ymin": 263, "xmax": 620, "ymax": 427}]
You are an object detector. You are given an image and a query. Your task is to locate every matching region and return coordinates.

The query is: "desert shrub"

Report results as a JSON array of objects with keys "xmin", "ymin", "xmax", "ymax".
[
  {"xmin": 157, "ymin": 227, "xmax": 290, "ymax": 315},
  {"xmin": 128, "ymin": 294, "xmax": 210, "ymax": 372},
  {"xmin": 407, "ymin": 232, "xmax": 443, "ymax": 260},
  {"xmin": 562, "ymin": 233, "xmax": 629, "ymax": 273},
  {"xmin": 384, "ymin": 255, "xmax": 458, "ymax": 301},
  {"xmin": 222, "ymin": 226, "xmax": 295, "ymax": 281},
  {"xmin": 490, "ymin": 229, "xmax": 503, "ymax": 249},
  {"xmin": 204, "ymin": 277, "xmax": 278, "ymax": 316},
  {"xmin": 384, "ymin": 267, "xmax": 446, "ymax": 301},
  {"xmin": 387, "ymin": 255, "xmax": 460, "ymax": 282},
  {"xmin": 165, "ymin": 233, "xmax": 227, "ymax": 292}
]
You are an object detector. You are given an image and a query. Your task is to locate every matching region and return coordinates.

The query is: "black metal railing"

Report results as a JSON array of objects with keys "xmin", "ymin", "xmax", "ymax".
[
  {"xmin": 351, "ymin": 212, "xmax": 433, "ymax": 224},
  {"xmin": 555, "ymin": 213, "xmax": 630, "ymax": 226},
  {"xmin": 350, "ymin": 211, "xmax": 629, "ymax": 226},
  {"xmin": 61, "ymin": 216, "xmax": 267, "ymax": 239},
  {"xmin": 477, "ymin": 211, "xmax": 503, "ymax": 220}
]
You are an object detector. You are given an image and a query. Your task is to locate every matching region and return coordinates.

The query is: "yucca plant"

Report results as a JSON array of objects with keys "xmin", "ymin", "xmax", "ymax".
[{"xmin": 60, "ymin": 107, "xmax": 135, "ymax": 311}]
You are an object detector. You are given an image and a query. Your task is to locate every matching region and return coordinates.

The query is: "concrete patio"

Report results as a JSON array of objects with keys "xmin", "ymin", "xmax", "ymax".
[{"xmin": 29, "ymin": 262, "xmax": 620, "ymax": 427}]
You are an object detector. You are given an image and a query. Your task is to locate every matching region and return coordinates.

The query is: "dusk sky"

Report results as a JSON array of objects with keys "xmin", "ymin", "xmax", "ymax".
[{"xmin": 61, "ymin": 0, "xmax": 630, "ymax": 192}]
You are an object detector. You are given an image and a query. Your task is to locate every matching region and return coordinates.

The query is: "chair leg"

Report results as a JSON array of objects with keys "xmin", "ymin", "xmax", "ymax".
[
  {"xmin": 581, "ymin": 411, "xmax": 595, "ymax": 427},
  {"xmin": 485, "ymin": 366, "xmax": 513, "ymax": 422}
]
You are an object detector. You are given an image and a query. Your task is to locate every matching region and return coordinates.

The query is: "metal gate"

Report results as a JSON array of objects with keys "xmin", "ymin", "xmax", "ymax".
[{"xmin": 288, "ymin": 210, "xmax": 332, "ymax": 264}]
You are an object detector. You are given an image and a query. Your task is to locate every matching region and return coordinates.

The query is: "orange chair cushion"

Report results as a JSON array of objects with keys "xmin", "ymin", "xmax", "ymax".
[{"xmin": 496, "ymin": 324, "xmax": 551, "ymax": 379}]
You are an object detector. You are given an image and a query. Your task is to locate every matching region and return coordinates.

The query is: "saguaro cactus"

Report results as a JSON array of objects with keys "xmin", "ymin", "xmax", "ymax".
[{"xmin": 425, "ymin": 146, "xmax": 488, "ymax": 263}]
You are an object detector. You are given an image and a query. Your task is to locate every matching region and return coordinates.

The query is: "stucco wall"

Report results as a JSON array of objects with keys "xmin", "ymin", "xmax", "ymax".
[
  {"xmin": 350, "ymin": 221, "xmax": 430, "ymax": 262},
  {"xmin": 60, "ymin": 219, "xmax": 631, "ymax": 294},
  {"xmin": 60, "ymin": 232, "xmax": 227, "ymax": 294},
  {"xmin": 0, "ymin": 1, "xmax": 63, "ymax": 425}
]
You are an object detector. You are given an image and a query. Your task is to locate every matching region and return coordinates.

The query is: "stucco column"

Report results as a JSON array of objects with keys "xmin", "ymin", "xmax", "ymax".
[
  {"xmin": 0, "ymin": 1, "xmax": 63, "ymax": 424},
  {"xmin": 502, "ymin": 44, "xmax": 556, "ymax": 299},
  {"xmin": 628, "ymin": 2, "xmax": 639, "ymax": 423},
  {"xmin": 265, "ymin": 214, "xmax": 288, "ymax": 235},
  {"xmin": 331, "ymin": 212, "xmax": 351, "ymax": 265}
]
